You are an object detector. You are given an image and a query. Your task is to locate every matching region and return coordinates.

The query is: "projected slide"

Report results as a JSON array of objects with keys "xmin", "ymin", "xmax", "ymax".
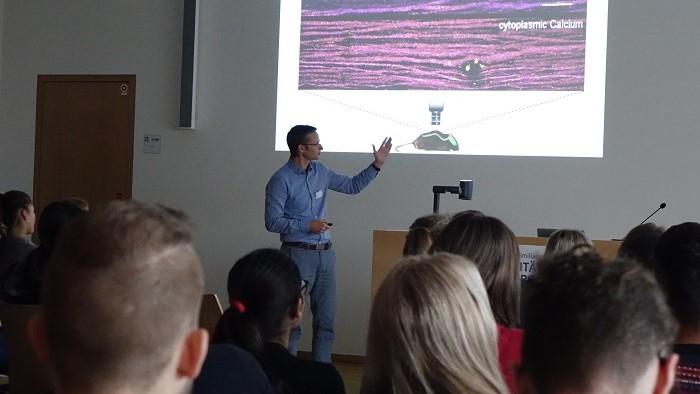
[
  {"xmin": 276, "ymin": 0, "xmax": 608, "ymax": 157},
  {"xmin": 299, "ymin": 0, "xmax": 586, "ymax": 91}
]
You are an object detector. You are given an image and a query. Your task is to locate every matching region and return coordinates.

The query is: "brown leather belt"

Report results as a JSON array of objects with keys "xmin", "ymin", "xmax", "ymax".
[{"xmin": 282, "ymin": 241, "xmax": 332, "ymax": 251}]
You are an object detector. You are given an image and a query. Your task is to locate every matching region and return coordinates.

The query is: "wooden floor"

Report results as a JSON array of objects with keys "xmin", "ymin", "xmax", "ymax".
[{"xmin": 335, "ymin": 361, "xmax": 363, "ymax": 394}]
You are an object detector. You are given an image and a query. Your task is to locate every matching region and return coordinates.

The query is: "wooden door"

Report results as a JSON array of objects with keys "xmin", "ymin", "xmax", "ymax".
[{"xmin": 33, "ymin": 75, "xmax": 135, "ymax": 213}]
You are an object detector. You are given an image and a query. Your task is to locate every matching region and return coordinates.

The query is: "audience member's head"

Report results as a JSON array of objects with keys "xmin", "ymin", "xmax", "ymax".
[
  {"xmin": 63, "ymin": 197, "xmax": 90, "ymax": 211},
  {"xmin": 0, "ymin": 190, "xmax": 35, "ymax": 237},
  {"xmin": 402, "ymin": 213, "xmax": 450, "ymax": 256},
  {"xmin": 542, "ymin": 228, "xmax": 591, "ymax": 259},
  {"xmin": 213, "ymin": 248, "xmax": 303, "ymax": 357},
  {"xmin": 29, "ymin": 200, "xmax": 208, "ymax": 394},
  {"xmin": 36, "ymin": 199, "xmax": 87, "ymax": 251},
  {"xmin": 0, "ymin": 193, "xmax": 5, "ymax": 238},
  {"xmin": 286, "ymin": 125, "xmax": 317, "ymax": 158},
  {"xmin": 1, "ymin": 199, "xmax": 87, "ymax": 304},
  {"xmin": 362, "ymin": 253, "xmax": 508, "ymax": 394},
  {"xmin": 655, "ymin": 222, "xmax": 700, "ymax": 344},
  {"xmin": 430, "ymin": 210, "xmax": 520, "ymax": 327},
  {"xmin": 518, "ymin": 249, "xmax": 678, "ymax": 394},
  {"xmin": 618, "ymin": 222, "xmax": 665, "ymax": 271}
]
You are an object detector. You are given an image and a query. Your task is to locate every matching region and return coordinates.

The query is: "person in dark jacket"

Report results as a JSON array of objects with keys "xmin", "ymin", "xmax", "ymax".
[{"xmin": 213, "ymin": 248, "xmax": 345, "ymax": 394}]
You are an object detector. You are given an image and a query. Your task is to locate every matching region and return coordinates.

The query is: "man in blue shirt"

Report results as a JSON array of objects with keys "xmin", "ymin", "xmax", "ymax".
[{"xmin": 265, "ymin": 125, "xmax": 391, "ymax": 363}]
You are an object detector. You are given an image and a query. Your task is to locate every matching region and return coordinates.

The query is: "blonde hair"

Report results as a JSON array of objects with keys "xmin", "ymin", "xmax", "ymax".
[
  {"xmin": 543, "ymin": 229, "xmax": 592, "ymax": 259},
  {"xmin": 403, "ymin": 214, "xmax": 450, "ymax": 256},
  {"xmin": 362, "ymin": 253, "xmax": 507, "ymax": 394}
]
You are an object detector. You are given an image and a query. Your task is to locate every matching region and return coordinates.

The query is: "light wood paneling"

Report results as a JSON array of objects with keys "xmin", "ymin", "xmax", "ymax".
[{"xmin": 371, "ymin": 230, "xmax": 621, "ymax": 299}]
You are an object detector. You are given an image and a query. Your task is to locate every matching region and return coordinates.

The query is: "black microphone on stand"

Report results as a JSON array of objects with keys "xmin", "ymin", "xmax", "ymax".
[
  {"xmin": 639, "ymin": 202, "xmax": 667, "ymax": 226},
  {"xmin": 613, "ymin": 202, "xmax": 667, "ymax": 241}
]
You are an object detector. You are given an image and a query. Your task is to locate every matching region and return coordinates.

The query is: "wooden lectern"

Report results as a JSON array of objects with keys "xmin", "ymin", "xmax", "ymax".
[{"xmin": 371, "ymin": 230, "xmax": 621, "ymax": 298}]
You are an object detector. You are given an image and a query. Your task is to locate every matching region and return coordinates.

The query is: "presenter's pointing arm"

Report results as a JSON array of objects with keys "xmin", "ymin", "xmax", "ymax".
[
  {"xmin": 327, "ymin": 138, "xmax": 391, "ymax": 194},
  {"xmin": 372, "ymin": 137, "xmax": 392, "ymax": 168}
]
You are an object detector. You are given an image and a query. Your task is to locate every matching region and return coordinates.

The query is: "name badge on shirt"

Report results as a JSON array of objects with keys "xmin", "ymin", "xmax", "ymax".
[{"xmin": 315, "ymin": 190, "xmax": 324, "ymax": 199}]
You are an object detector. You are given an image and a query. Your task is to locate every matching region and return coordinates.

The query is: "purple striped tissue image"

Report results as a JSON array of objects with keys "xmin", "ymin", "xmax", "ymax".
[{"xmin": 299, "ymin": 0, "xmax": 587, "ymax": 91}]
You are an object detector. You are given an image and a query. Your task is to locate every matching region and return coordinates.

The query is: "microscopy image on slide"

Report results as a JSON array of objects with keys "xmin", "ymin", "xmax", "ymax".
[{"xmin": 299, "ymin": 0, "xmax": 587, "ymax": 91}]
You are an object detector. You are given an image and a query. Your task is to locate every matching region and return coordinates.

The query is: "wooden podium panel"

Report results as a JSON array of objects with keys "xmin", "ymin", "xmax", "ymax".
[
  {"xmin": 371, "ymin": 231, "xmax": 407, "ymax": 298},
  {"xmin": 371, "ymin": 230, "xmax": 621, "ymax": 298}
]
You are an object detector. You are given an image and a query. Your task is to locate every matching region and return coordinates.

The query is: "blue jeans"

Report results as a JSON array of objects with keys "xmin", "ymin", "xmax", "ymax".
[{"xmin": 282, "ymin": 245, "xmax": 336, "ymax": 363}]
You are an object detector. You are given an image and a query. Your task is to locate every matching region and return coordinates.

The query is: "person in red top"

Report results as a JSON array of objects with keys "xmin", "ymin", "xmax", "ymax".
[
  {"xmin": 430, "ymin": 210, "xmax": 523, "ymax": 391},
  {"xmin": 498, "ymin": 325, "xmax": 524, "ymax": 387}
]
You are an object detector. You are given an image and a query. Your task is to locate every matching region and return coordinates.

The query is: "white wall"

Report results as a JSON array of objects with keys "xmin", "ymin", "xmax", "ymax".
[{"xmin": 1, "ymin": 0, "xmax": 700, "ymax": 356}]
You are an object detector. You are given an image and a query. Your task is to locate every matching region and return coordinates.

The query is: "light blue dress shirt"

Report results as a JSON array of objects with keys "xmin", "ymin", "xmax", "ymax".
[{"xmin": 265, "ymin": 160, "xmax": 378, "ymax": 244}]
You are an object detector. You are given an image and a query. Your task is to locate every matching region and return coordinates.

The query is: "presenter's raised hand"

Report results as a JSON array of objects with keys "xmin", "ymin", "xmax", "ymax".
[
  {"xmin": 309, "ymin": 219, "xmax": 331, "ymax": 234},
  {"xmin": 372, "ymin": 137, "xmax": 393, "ymax": 168}
]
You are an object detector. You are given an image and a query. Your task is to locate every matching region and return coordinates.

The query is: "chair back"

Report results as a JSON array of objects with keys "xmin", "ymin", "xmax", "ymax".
[
  {"xmin": 0, "ymin": 302, "xmax": 53, "ymax": 394},
  {"xmin": 199, "ymin": 294, "xmax": 223, "ymax": 337}
]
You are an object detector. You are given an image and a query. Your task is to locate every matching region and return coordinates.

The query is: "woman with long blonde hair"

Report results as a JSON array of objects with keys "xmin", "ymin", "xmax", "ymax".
[
  {"xmin": 429, "ymin": 210, "xmax": 523, "ymax": 391},
  {"xmin": 361, "ymin": 252, "xmax": 507, "ymax": 394}
]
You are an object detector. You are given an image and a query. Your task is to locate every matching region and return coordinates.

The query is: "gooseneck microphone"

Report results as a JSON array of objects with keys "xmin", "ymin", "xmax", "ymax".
[
  {"xmin": 639, "ymin": 202, "xmax": 667, "ymax": 226},
  {"xmin": 613, "ymin": 203, "xmax": 667, "ymax": 241}
]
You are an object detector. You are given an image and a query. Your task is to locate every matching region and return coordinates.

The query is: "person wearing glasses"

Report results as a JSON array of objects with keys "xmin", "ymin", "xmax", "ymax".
[
  {"xmin": 265, "ymin": 124, "xmax": 391, "ymax": 363},
  {"xmin": 211, "ymin": 248, "xmax": 345, "ymax": 394}
]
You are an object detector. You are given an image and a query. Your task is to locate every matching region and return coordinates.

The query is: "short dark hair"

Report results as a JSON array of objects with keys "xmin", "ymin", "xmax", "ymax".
[
  {"xmin": 617, "ymin": 223, "xmax": 665, "ymax": 271},
  {"xmin": 0, "ymin": 193, "xmax": 5, "ymax": 238},
  {"xmin": 63, "ymin": 197, "xmax": 90, "ymax": 211},
  {"xmin": 2, "ymin": 200, "xmax": 86, "ymax": 304},
  {"xmin": 430, "ymin": 210, "xmax": 520, "ymax": 327},
  {"xmin": 655, "ymin": 222, "xmax": 700, "ymax": 331},
  {"xmin": 286, "ymin": 125, "xmax": 317, "ymax": 157},
  {"xmin": 43, "ymin": 200, "xmax": 204, "ymax": 391},
  {"xmin": 213, "ymin": 248, "xmax": 301, "ymax": 358},
  {"xmin": 37, "ymin": 200, "xmax": 85, "ymax": 250},
  {"xmin": 522, "ymin": 250, "xmax": 677, "ymax": 392},
  {"xmin": 623, "ymin": 223, "xmax": 665, "ymax": 244},
  {"xmin": 0, "ymin": 190, "xmax": 32, "ymax": 228}
]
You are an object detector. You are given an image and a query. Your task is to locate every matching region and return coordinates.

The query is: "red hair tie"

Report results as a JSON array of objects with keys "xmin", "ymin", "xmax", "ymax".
[{"xmin": 231, "ymin": 300, "xmax": 246, "ymax": 314}]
